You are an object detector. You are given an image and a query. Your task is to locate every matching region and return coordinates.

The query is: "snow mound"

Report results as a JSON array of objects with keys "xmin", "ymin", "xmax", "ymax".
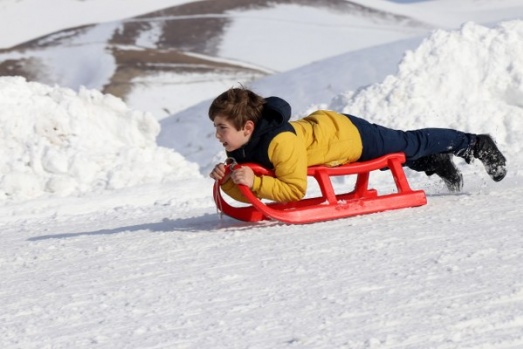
[
  {"xmin": 0, "ymin": 77, "xmax": 200, "ymax": 201},
  {"xmin": 329, "ymin": 21, "xmax": 523, "ymax": 161}
]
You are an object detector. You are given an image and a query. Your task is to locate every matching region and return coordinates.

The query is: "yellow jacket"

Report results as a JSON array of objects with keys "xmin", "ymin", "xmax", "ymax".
[{"xmin": 221, "ymin": 110, "xmax": 363, "ymax": 203}]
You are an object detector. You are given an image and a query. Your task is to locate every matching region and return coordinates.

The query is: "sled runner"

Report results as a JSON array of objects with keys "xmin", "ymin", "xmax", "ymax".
[{"xmin": 213, "ymin": 152, "xmax": 427, "ymax": 224}]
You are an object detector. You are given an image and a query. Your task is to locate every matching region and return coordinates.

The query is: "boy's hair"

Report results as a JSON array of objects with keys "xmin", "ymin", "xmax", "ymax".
[{"xmin": 208, "ymin": 87, "xmax": 265, "ymax": 130}]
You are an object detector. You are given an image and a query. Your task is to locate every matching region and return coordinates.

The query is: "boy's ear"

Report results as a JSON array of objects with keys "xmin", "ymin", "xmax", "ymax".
[{"xmin": 243, "ymin": 120, "xmax": 255, "ymax": 135}]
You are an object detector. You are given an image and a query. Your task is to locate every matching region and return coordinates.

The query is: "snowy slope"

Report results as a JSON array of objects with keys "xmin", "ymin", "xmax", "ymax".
[
  {"xmin": 3, "ymin": 177, "xmax": 522, "ymax": 348},
  {"xmin": 0, "ymin": 0, "xmax": 200, "ymax": 49},
  {"xmin": 3, "ymin": 0, "xmax": 523, "ymax": 121},
  {"xmin": 0, "ymin": 0, "xmax": 433, "ymax": 120},
  {"xmin": 1, "ymin": 1, "xmax": 523, "ymax": 348}
]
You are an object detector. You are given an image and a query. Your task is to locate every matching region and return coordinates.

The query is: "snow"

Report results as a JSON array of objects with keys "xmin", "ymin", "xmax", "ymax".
[
  {"xmin": 218, "ymin": 4, "xmax": 425, "ymax": 72},
  {"xmin": 1, "ymin": 1, "xmax": 523, "ymax": 348},
  {"xmin": 0, "ymin": 77, "xmax": 200, "ymax": 201},
  {"xmin": 36, "ymin": 23, "xmax": 119, "ymax": 90},
  {"xmin": 330, "ymin": 21, "xmax": 523, "ymax": 153},
  {"xmin": 0, "ymin": 0, "xmax": 201, "ymax": 49}
]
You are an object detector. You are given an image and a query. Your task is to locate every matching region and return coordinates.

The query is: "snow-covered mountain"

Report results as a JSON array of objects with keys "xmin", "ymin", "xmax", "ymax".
[
  {"xmin": 0, "ymin": 0, "xmax": 434, "ymax": 119},
  {"xmin": 3, "ymin": 0, "xmax": 523, "ymax": 120},
  {"xmin": 1, "ymin": 1, "xmax": 523, "ymax": 348}
]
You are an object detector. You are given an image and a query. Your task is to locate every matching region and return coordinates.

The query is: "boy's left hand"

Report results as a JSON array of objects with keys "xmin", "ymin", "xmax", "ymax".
[{"xmin": 230, "ymin": 166, "xmax": 255, "ymax": 188}]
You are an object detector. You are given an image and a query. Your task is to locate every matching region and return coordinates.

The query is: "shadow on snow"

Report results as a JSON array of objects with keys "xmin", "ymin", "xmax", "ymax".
[{"xmin": 27, "ymin": 213, "xmax": 273, "ymax": 241}]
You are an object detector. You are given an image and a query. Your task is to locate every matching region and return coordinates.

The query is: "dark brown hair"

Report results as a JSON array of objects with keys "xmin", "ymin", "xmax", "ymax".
[{"xmin": 208, "ymin": 87, "xmax": 265, "ymax": 130}]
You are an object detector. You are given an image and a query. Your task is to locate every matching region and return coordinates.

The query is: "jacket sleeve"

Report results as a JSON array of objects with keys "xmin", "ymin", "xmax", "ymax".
[{"xmin": 220, "ymin": 131, "xmax": 308, "ymax": 203}]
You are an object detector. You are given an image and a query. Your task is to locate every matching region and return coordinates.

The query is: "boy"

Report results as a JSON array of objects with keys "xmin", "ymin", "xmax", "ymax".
[{"xmin": 209, "ymin": 87, "xmax": 506, "ymax": 203}]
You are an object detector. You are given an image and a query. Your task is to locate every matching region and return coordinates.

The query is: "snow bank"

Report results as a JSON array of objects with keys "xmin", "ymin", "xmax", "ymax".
[
  {"xmin": 329, "ymin": 21, "xmax": 523, "ymax": 161},
  {"xmin": 0, "ymin": 77, "xmax": 200, "ymax": 201}
]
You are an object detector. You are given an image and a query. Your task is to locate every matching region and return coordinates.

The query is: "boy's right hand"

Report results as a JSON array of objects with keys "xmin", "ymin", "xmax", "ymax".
[{"xmin": 210, "ymin": 163, "xmax": 228, "ymax": 182}]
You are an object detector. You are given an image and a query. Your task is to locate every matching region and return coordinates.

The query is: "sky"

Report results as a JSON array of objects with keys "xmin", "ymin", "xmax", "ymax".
[{"xmin": 1, "ymin": 1, "xmax": 523, "ymax": 348}]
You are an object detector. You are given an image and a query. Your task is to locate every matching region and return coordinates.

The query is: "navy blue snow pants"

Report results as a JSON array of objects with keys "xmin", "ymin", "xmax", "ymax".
[{"xmin": 345, "ymin": 114, "xmax": 475, "ymax": 168}]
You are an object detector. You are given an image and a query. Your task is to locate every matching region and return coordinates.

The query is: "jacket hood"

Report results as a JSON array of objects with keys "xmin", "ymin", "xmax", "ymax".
[
  {"xmin": 252, "ymin": 96, "xmax": 291, "ymax": 140},
  {"xmin": 226, "ymin": 96, "xmax": 292, "ymax": 164}
]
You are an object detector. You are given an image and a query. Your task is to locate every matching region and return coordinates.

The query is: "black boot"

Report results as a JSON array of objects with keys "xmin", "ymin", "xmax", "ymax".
[
  {"xmin": 408, "ymin": 153, "xmax": 463, "ymax": 192},
  {"xmin": 471, "ymin": 135, "xmax": 507, "ymax": 182}
]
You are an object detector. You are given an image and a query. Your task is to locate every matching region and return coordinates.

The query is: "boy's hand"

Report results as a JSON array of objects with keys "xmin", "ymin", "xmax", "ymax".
[
  {"xmin": 210, "ymin": 163, "xmax": 228, "ymax": 181},
  {"xmin": 230, "ymin": 166, "xmax": 255, "ymax": 188},
  {"xmin": 210, "ymin": 163, "xmax": 255, "ymax": 188}
]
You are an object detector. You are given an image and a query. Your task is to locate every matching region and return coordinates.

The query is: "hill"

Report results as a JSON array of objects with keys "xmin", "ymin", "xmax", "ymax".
[{"xmin": 1, "ymin": 1, "xmax": 523, "ymax": 348}]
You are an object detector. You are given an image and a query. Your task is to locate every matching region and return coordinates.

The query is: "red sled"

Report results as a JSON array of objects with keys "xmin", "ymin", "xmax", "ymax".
[{"xmin": 213, "ymin": 152, "xmax": 427, "ymax": 224}]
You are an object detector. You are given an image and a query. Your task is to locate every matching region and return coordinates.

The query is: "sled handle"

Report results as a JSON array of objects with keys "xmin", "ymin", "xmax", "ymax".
[{"xmin": 213, "ymin": 161, "xmax": 275, "ymax": 222}]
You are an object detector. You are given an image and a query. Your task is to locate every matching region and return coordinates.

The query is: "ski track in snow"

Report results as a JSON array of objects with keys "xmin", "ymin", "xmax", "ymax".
[{"xmin": 2, "ymin": 175, "xmax": 523, "ymax": 348}]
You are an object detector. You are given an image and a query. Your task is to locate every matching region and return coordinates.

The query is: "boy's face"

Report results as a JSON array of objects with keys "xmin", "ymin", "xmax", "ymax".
[{"xmin": 213, "ymin": 115, "xmax": 254, "ymax": 152}]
